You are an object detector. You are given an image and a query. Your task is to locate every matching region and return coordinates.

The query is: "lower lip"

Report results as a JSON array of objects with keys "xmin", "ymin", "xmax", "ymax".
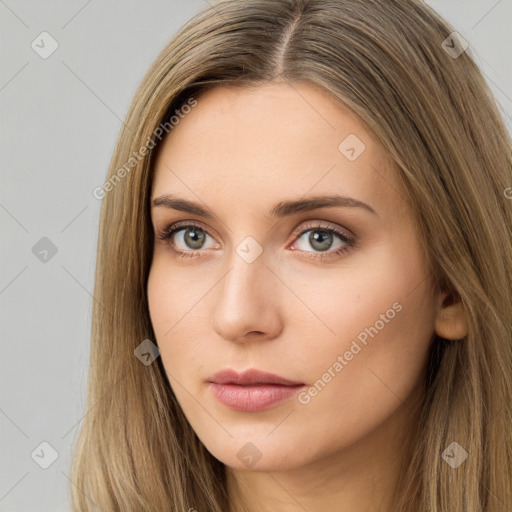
[{"xmin": 209, "ymin": 383, "xmax": 304, "ymax": 412}]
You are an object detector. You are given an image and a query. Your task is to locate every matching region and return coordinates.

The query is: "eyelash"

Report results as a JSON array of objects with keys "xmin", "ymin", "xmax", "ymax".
[{"xmin": 156, "ymin": 220, "xmax": 356, "ymax": 262}]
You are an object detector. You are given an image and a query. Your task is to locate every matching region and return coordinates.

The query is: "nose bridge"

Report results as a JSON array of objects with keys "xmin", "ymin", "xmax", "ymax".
[
  {"xmin": 223, "ymin": 230, "xmax": 270, "ymax": 299},
  {"xmin": 211, "ymin": 244, "xmax": 282, "ymax": 341},
  {"xmin": 219, "ymin": 249, "xmax": 269, "ymax": 315}
]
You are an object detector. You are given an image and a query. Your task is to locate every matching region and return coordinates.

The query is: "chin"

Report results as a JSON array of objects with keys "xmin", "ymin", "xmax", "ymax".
[{"xmin": 199, "ymin": 432, "xmax": 313, "ymax": 472}]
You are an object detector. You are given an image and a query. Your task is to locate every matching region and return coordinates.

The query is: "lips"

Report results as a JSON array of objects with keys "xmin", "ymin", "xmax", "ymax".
[{"xmin": 207, "ymin": 368, "xmax": 305, "ymax": 412}]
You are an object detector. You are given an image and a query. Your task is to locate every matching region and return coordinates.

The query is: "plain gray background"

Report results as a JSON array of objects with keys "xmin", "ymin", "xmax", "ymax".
[{"xmin": 1, "ymin": 1, "xmax": 511, "ymax": 510}]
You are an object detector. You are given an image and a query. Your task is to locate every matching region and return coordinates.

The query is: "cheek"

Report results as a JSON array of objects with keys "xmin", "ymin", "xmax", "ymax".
[
  {"xmin": 290, "ymin": 252, "xmax": 436, "ymax": 441},
  {"xmin": 147, "ymin": 261, "xmax": 175, "ymax": 343},
  {"xmin": 287, "ymin": 237, "xmax": 432, "ymax": 364},
  {"xmin": 147, "ymin": 255, "xmax": 203, "ymax": 333},
  {"xmin": 275, "ymin": 243, "xmax": 425, "ymax": 352},
  {"xmin": 147, "ymin": 258, "xmax": 210, "ymax": 379},
  {"xmin": 295, "ymin": 288, "xmax": 435, "ymax": 451}
]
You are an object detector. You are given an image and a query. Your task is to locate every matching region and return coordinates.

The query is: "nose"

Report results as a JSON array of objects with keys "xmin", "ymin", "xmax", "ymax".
[{"xmin": 211, "ymin": 250, "xmax": 283, "ymax": 343}]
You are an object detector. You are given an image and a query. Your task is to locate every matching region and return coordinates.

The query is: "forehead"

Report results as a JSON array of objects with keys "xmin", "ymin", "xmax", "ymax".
[{"xmin": 151, "ymin": 82, "xmax": 407, "ymax": 219}]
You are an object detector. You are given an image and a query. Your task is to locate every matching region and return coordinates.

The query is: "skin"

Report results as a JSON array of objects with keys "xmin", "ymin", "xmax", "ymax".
[{"xmin": 147, "ymin": 81, "xmax": 468, "ymax": 512}]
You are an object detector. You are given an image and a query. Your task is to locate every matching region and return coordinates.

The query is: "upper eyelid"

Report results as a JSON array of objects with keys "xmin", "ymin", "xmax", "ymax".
[
  {"xmin": 164, "ymin": 219, "xmax": 219, "ymax": 240},
  {"xmin": 291, "ymin": 220, "xmax": 354, "ymax": 239}
]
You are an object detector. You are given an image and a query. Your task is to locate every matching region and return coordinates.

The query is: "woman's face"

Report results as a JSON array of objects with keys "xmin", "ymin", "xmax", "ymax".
[{"xmin": 147, "ymin": 82, "xmax": 441, "ymax": 471}]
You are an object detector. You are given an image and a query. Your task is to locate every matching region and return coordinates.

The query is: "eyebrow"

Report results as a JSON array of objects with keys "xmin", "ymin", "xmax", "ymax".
[{"xmin": 151, "ymin": 194, "xmax": 378, "ymax": 218}]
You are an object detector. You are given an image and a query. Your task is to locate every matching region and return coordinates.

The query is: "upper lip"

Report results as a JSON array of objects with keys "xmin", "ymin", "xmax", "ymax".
[{"xmin": 207, "ymin": 368, "xmax": 304, "ymax": 386}]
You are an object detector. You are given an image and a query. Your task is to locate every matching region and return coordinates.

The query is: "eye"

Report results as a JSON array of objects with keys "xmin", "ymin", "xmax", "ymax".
[
  {"xmin": 289, "ymin": 222, "xmax": 355, "ymax": 261},
  {"xmin": 157, "ymin": 221, "xmax": 219, "ymax": 258}
]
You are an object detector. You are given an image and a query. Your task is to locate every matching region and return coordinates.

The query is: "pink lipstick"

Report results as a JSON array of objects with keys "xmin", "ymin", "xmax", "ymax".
[{"xmin": 207, "ymin": 368, "xmax": 304, "ymax": 412}]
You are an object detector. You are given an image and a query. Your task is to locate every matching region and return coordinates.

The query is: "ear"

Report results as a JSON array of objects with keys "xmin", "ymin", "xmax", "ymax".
[{"xmin": 434, "ymin": 290, "xmax": 468, "ymax": 340}]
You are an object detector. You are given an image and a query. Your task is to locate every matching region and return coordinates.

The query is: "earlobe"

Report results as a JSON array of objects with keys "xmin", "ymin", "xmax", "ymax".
[{"xmin": 434, "ymin": 291, "xmax": 469, "ymax": 340}]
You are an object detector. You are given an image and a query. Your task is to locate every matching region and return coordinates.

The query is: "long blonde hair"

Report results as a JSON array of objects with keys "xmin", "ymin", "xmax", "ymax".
[{"xmin": 70, "ymin": 1, "xmax": 512, "ymax": 510}]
